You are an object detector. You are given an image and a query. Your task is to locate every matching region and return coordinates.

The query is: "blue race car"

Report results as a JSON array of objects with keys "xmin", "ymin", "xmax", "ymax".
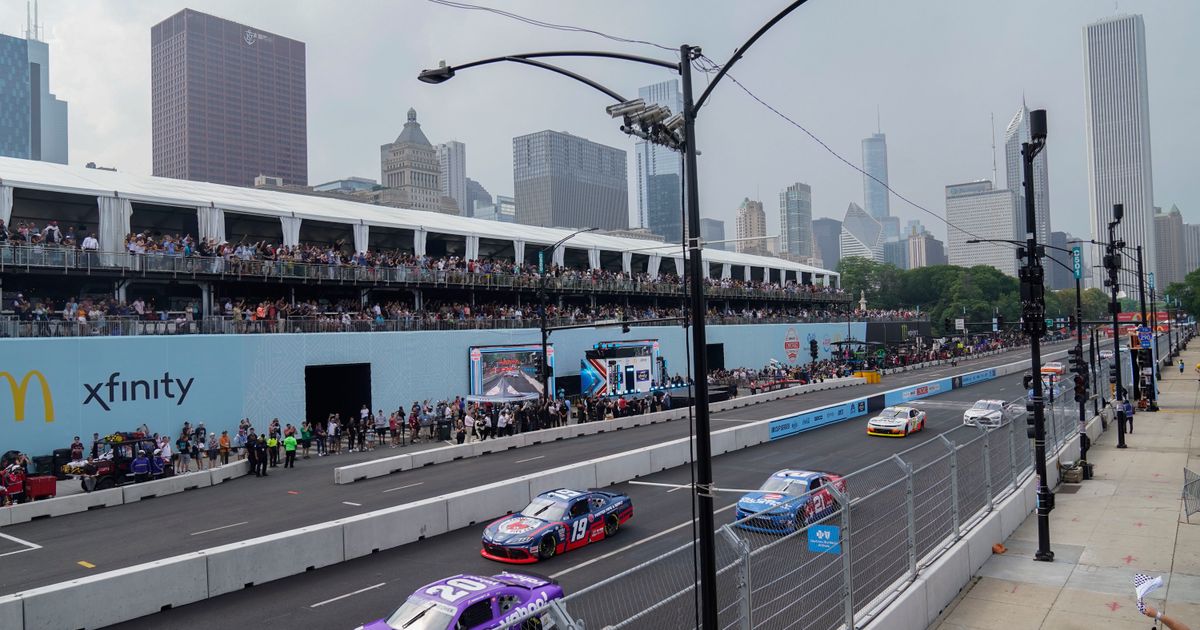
[
  {"xmin": 734, "ymin": 470, "xmax": 846, "ymax": 534},
  {"xmin": 482, "ymin": 488, "xmax": 633, "ymax": 563}
]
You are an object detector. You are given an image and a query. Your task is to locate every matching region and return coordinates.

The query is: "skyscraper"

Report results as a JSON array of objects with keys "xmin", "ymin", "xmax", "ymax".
[
  {"xmin": 464, "ymin": 177, "xmax": 492, "ymax": 218},
  {"xmin": 735, "ymin": 198, "xmax": 768, "ymax": 256},
  {"xmin": 1154, "ymin": 205, "xmax": 1185, "ymax": 286},
  {"xmin": 778, "ymin": 182, "xmax": 813, "ymax": 261},
  {"xmin": 151, "ymin": 9, "xmax": 307, "ymax": 186},
  {"xmin": 634, "ymin": 80, "xmax": 685, "ymax": 240},
  {"xmin": 812, "ymin": 217, "xmax": 843, "ymax": 269},
  {"xmin": 1083, "ymin": 14, "xmax": 1156, "ymax": 288},
  {"xmin": 883, "ymin": 239, "xmax": 908, "ymax": 269},
  {"xmin": 861, "ymin": 132, "xmax": 890, "ymax": 221},
  {"xmin": 839, "ymin": 202, "xmax": 883, "ymax": 262},
  {"xmin": 944, "ymin": 180, "xmax": 1021, "ymax": 277},
  {"xmin": 1048, "ymin": 231, "xmax": 1076, "ymax": 289},
  {"xmin": 437, "ymin": 141, "xmax": 467, "ymax": 215},
  {"xmin": 700, "ymin": 218, "xmax": 726, "ymax": 251},
  {"xmin": 0, "ymin": 31, "xmax": 68, "ymax": 164},
  {"xmin": 907, "ymin": 229, "xmax": 947, "ymax": 269},
  {"xmin": 1004, "ymin": 104, "xmax": 1051, "ymax": 245},
  {"xmin": 513, "ymin": 130, "xmax": 627, "ymax": 229},
  {"xmin": 381, "ymin": 109, "xmax": 449, "ymax": 213},
  {"xmin": 1183, "ymin": 221, "xmax": 1200, "ymax": 278}
]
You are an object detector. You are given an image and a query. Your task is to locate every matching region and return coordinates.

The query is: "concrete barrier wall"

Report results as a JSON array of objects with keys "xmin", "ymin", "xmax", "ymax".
[
  {"xmin": 331, "ymin": 377, "xmax": 865, "ymax": 485},
  {"xmin": 594, "ymin": 450, "xmax": 653, "ymax": 487},
  {"xmin": 18, "ymin": 554, "xmax": 209, "ymax": 630},
  {"xmin": 3, "ymin": 461, "xmax": 250, "ymax": 528},
  {"xmin": 341, "ymin": 497, "xmax": 450, "ymax": 560},
  {"xmin": 204, "ymin": 522, "xmax": 346, "ymax": 597},
  {"xmin": 445, "ymin": 480, "xmax": 533, "ymax": 530},
  {"xmin": 6, "ymin": 487, "xmax": 123, "ymax": 525},
  {"xmin": 123, "ymin": 470, "xmax": 212, "ymax": 503},
  {"xmin": 0, "ymin": 595, "xmax": 21, "ymax": 630}
]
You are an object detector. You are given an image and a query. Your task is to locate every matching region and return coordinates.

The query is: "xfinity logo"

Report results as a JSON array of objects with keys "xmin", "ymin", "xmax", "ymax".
[{"xmin": 83, "ymin": 372, "xmax": 194, "ymax": 411}]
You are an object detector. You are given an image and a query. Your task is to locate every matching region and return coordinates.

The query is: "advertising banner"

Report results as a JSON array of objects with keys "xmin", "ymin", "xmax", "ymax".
[
  {"xmin": 883, "ymin": 377, "xmax": 954, "ymax": 406},
  {"xmin": 768, "ymin": 398, "xmax": 869, "ymax": 440}
]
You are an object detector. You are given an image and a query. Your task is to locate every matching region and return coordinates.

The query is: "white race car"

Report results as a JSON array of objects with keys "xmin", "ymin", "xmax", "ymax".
[
  {"xmin": 866, "ymin": 406, "xmax": 926, "ymax": 437},
  {"xmin": 962, "ymin": 399, "xmax": 1009, "ymax": 428}
]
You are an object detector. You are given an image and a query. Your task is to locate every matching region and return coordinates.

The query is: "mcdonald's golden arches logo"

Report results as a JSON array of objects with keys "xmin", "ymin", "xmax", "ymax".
[{"xmin": 0, "ymin": 370, "xmax": 55, "ymax": 422}]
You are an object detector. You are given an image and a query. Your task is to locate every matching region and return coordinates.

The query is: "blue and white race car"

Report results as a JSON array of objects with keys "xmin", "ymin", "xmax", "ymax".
[
  {"xmin": 733, "ymin": 469, "xmax": 846, "ymax": 534},
  {"xmin": 482, "ymin": 488, "xmax": 633, "ymax": 563}
]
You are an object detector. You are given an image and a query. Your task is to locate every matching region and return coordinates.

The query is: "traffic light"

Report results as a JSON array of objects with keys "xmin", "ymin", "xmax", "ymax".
[
  {"xmin": 1022, "ymin": 373, "xmax": 1035, "ymax": 390},
  {"xmin": 943, "ymin": 318, "xmax": 951, "ymax": 331},
  {"xmin": 809, "ymin": 338, "xmax": 819, "ymax": 361},
  {"xmin": 1068, "ymin": 315, "xmax": 1077, "ymax": 330},
  {"xmin": 1073, "ymin": 373, "xmax": 1088, "ymax": 403},
  {"xmin": 1109, "ymin": 362, "xmax": 1119, "ymax": 385},
  {"xmin": 1025, "ymin": 397, "xmax": 1039, "ymax": 439},
  {"xmin": 996, "ymin": 315, "xmax": 1005, "ymax": 329}
]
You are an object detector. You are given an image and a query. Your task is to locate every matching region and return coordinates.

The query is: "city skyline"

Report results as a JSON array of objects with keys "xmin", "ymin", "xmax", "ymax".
[{"xmin": 0, "ymin": 1, "xmax": 1195, "ymax": 253}]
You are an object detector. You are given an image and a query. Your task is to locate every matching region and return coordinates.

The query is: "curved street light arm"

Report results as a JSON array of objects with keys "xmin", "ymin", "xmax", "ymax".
[{"xmin": 694, "ymin": 0, "xmax": 812, "ymax": 111}]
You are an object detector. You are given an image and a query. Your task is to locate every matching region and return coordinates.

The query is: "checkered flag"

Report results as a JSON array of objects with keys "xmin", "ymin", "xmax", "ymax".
[{"xmin": 1133, "ymin": 573, "xmax": 1164, "ymax": 613}]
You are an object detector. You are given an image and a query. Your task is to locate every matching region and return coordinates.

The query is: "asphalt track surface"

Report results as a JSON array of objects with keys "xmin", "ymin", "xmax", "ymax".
[{"xmin": 88, "ymin": 344, "xmax": 1072, "ymax": 630}]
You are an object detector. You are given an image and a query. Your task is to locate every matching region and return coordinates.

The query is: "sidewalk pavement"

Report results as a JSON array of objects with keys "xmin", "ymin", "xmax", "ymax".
[{"xmin": 931, "ymin": 345, "xmax": 1200, "ymax": 629}]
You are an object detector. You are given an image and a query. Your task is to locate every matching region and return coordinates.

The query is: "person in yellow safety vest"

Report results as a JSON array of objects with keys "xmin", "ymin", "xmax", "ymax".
[{"xmin": 267, "ymin": 433, "xmax": 279, "ymax": 468}]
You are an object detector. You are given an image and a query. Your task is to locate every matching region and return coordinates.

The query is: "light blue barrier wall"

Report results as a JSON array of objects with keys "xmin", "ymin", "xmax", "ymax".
[{"xmin": 0, "ymin": 322, "xmax": 866, "ymax": 455}]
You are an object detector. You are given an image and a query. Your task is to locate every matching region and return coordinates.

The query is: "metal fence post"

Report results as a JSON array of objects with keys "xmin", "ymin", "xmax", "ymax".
[
  {"xmin": 720, "ymin": 525, "xmax": 753, "ymax": 630},
  {"xmin": 977, "ymin": 426, "xmax": 993, "ymax": 510},
  {"xmin": 938, "ymin": 434, "xmax": 960, "ymax": 539},
  {"xmin": 892, "ymin": 454, "xmax": 917, "ymax": 577},
  {"xmin": 826, "ymin": 483, "xmax": 854, "ymax": 630},
  {"xmin": 1008, "ymin": 418, "xmax": 1019, "ymax": 486},
  {"xmin": 544, "ymin": 600, "xmax": 584, "ymax": 630}
]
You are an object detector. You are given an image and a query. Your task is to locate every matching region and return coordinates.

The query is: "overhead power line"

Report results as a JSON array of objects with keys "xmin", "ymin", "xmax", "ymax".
[{"xmin": 426, "ymin": 0, "xmax": 677, "ymax": 52}]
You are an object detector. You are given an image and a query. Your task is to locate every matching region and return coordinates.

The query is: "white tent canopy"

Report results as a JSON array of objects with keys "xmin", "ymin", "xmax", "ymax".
[{"xmin": 0, "ymin": 156, "xmax": 839, "ymax": 285}]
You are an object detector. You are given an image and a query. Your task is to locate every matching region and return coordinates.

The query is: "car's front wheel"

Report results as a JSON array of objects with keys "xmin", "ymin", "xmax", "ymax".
[{"xmin": 538, "ymin": 534, "xmax": 558, "ymax": 560}]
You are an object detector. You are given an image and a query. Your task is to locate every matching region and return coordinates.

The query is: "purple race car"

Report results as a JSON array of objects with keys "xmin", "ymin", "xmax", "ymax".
[{"xmin": 357, "ymin": 572, "xmax": 564, "ymax": 630}]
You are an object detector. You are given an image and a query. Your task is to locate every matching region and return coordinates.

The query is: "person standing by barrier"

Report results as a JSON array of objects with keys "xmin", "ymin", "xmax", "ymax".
[
  {"xmin": 253, "ymin": 434, "xmax": 268, "ymax": 477},
  {"xmin": 219, "ymin": 431, "xmax": 231, "ymax": 465},
  {"xmin": 150, "ymin": 449, "xmax": 165, "ymax": 480},
  {"xmin": 300, "ymin": 421, "xmax": 312, "ymax": 459},
  {"xmin": 283, "ymin": 432, "xmax": 297, "ymax": 468},
  {"xmin": 314, "ymin": 421, "xmax": 326, "ymax": 456},
  {"xmin": 267, "ymin": 432, "xmax": 279, "ymax": 468},
  {"xmin": 246, "ymin": 432, "xmax": 260, "ymax": 476},
  {"xmin": 131, "ymin": 450, "xmax": 151, "ymax": 483},
  {"xmin": 206, "ymin": 435, "xmax": 219, "ymax": 469}
]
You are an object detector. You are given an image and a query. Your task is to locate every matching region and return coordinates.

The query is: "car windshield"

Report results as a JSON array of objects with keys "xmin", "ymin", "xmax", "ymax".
[
  {"xmin": 385, "ymin": 597, "xmax": 457, "ymax": 630},
  {"xmin": 972, "ymin": 402, "xmax": 1003, "ymax": 412},
  {"xmin": 758, "ymin": 477, "xmax": 806, "ymax": 494},
  {"xmin": 877, "ymin": 408, "xmax": 904, "ymax": 419},
  {"xmin": 520, "ymin": 498, "xmax": 566, "ymax": 522}
]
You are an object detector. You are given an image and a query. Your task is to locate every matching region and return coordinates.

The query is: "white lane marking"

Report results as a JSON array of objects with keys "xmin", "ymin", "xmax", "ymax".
[
  {"xmin": 549, "ymin": 503, "xmax": 737, "ymax": 579},
  {"xmin": 189, "ymin": 521, "xmax": 249, "ymax": 536},
  {"xmin": 310, "ymin": 582, "xmax": 388, "ymax": 608},
  {"xmin": 382, "ymin": 482, "xmax": 423, "ymax": 493},
  {"xmin": 628, "ymin": 481, "xmax": 758, "ymax": 494},
  {"xmin": 515, "ymin": 455, "xmax": 545, "ymax": 464},
  {"xmin": 0, "ymin": 531, "xmax": 42, "ymax": 558},
  {"xmin": 343, "ymin": 501, "xmax": 362, "ymax": 507}
]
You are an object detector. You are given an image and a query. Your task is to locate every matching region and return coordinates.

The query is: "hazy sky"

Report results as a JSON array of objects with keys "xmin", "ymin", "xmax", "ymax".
[{"xmin": 1, "ymin": 0, "xmax": 1195, "ymax": 245}]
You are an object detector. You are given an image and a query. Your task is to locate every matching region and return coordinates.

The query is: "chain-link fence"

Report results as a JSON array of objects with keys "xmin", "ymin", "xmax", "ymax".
[
  {"xmin": 493, "ymin": 391, "xmax": 1089, "ymax": 630},
  {"xmin": 1184, "ymin": 468, "xmax": 1200, "ymax": 522}
]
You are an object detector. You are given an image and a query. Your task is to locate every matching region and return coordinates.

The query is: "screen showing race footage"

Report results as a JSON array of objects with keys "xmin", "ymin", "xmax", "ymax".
[{"xmin": 468, "ymin": 343, "xmax": 554, "ymax": 401}]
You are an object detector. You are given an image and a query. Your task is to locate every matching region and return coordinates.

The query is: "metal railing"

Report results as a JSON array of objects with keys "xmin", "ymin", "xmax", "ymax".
[
  {"xmin": 495, "ymin": 390, "xmax": 1084, "ymax": 630},
  {"xmin": 1185, "ymin": 468, "xmax": 1200, "ymax": 522},
  {"xmin": 0, "ymin": 313, "xmax": 926, "ymax": 339},
  {"xmin": 0, "ymin": 243, "xmax": 850, "ymax": 304}
]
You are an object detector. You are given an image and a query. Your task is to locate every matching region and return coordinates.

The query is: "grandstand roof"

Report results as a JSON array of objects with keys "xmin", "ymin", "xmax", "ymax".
[{"xmin": 0, "ymin": 155, "xmax": 837, "ymax": 278}]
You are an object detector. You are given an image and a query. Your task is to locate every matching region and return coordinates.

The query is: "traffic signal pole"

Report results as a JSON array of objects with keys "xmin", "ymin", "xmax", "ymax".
[
  {"xmin": 1019, "ymin": 109, "xmax": 1054, "ymax": 562},
  {"xmin": 1106, "ymin": 206, "xmax": 1128, "ymax": 449}
]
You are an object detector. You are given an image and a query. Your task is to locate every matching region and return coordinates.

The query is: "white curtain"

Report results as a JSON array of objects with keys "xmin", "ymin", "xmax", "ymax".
[
  {"xmin": 587, "ymin": 247, "xmax": 600, "ymax": 270},
  {"xmin": 465, "ymin": 235, "xmax": 480, "ymax": 261},
  {"xmin": 196, "ymin": 206, "xmax": 226, "ymax": 244},
  {"xmin": 648, "ymin": 254, "xmax": 661, "ymax": 278},
  {"xmin": 513, "ymin": 240, "xmax": 525, "ymax": 267},
  {"xmin": 743, "ymin": 266, "xmax": 752, "ymax": 281},
  {"xmin": 352, "ymin": 222, "xmax": 370, "ymax": 254},
  {"xmin": 673, "ymin": 256, "xmax": 684, "ymax": 277},
  {"xmin": 97, "ymin": 195, "xmax": 132, "ymax": 265},
  {"xmin": 0, "ymin": 185, "xmax": 12, "ymax": 226},
  {"xmin": 414, "ymin": 228, "xmax": 427, "ymax": 257},
  {"xmin": 280, "ymin": 215, "xmax": 302, "ymax": 248},
  {"xmin": 721, "ymin": 263, "xmax": 731, "ymax": 279},
  {"xmin": 621, "ymin": 251, "xmax": 632, "ymax": 274},
  {"xmin": 552, "ymin": 245, "xmax": 566, "ymax": 268}
]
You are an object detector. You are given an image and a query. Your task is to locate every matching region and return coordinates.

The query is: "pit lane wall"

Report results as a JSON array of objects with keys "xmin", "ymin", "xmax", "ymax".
[
  {"xmin": 0, "ymin": 350, "xmax": 1058, "ymax": 629},
  {"xmin": 0, "ymin": 321, "xmax": 866, "ymax": 457}
]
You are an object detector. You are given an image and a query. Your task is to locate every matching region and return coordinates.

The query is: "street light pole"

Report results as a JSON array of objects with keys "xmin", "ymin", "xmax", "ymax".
[
  {"xmin": 1018, "ymin": 109, "xmax": 1053, "ymax": 562},
  {"xmin": 1133, "ymin": 246, "xmax": 1158, "ymax": 411},
  {"xmin": 1105, "ymin": 207, "xmax": 1128, "ymax": 448}
]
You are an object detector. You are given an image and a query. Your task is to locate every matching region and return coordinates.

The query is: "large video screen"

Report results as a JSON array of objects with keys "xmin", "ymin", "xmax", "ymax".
[
  {"xmin": 580, "ymin": 340, "xmax": 662, "ymax": 397},
  {"xmin": 468, "ymin": 343, "xmax": 553, "ymax": 401}
]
